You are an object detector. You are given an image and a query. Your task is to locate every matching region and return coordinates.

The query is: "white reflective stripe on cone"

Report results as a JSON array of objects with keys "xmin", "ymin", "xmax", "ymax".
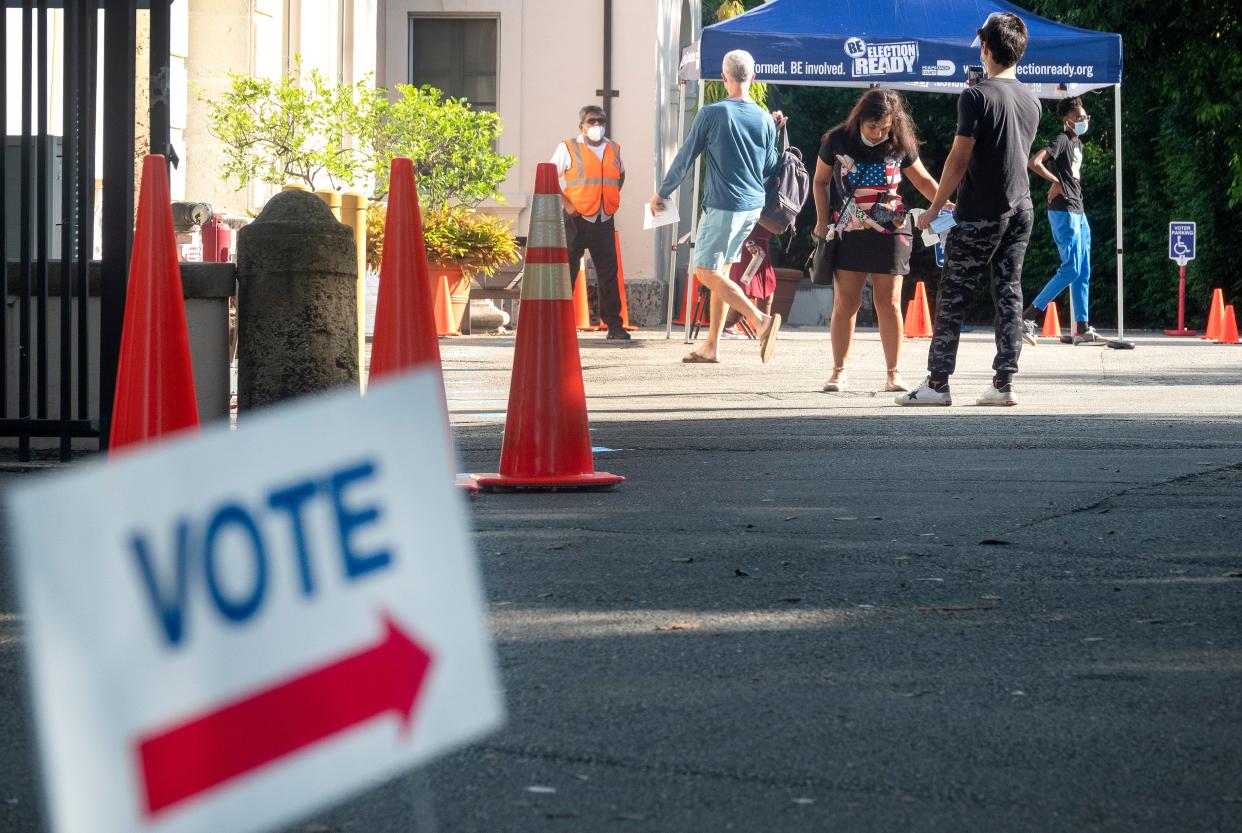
[
  {"xmin": 526, "ymin": 194, "xmax": 567, "ymax": 248},
  {"xmin": 521, "ymin": 261, "xmax": 572, "ymax": 301}
]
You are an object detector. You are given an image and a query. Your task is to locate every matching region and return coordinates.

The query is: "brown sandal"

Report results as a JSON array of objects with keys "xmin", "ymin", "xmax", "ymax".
[{"xmin": 759, "ymin": 314, "xmax": 782, "ymax": 364}]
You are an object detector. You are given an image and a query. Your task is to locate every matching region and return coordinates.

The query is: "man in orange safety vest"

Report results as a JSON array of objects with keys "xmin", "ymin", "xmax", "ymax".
[{"xmin": 550, "ymin": 105, "xmax": 629, "ymax": 340}]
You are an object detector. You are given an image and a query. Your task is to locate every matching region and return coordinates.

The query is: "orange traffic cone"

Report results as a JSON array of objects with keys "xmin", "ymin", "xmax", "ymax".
[
  {"xmin": 1202, "ymin": 289, "xmax": 1225, "ymax": 340},
  {"xmin": 673, "ymin": 273, "xmax": 710, "ymax": 326},
  {"xmin": 572, "ymin": 260, "xmax": 594, "ymax": 331},
  {"xmin": 472, "ymin": 163, "xmax": 624, "ymax": 492},
  {"xmin": 433, "ymin": 274, "xmax": 459, "ymax": 336},
  {"xmin": 1218, "ymin": 305, "xmax": 1240, "ymax": 344},
  {"xmin": 368, "ymin": 157, "xmax": 475, "ymax": 492},
  {"xmin": 109, "ymin": 155, "xmax": 199, "ymax": 453},
  {"xmin": 902, "ymin": 299, "xmax": 916, "ymax": 337},
  {"xmin": 595, "ymin": 231, "xmax": 638, "ymax": 331},
  {"xmin": 905, "ymin": 281, "xmax": 932, "ymax": 338},
  {"xmin": 615, "ymin": 231, "xmax": 637, "ymax": 330},
  {"xmin": 1041, "ymin": 301, "xmax": 1062, "ymax": 338},
  {"xmin": 370, "ymin": 158, "xmax": 442, "ymax": 381}
]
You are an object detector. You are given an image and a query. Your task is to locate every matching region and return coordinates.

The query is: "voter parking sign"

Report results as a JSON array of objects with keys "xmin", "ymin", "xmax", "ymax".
[
  {"xmin": 1169, "ymin": 221, "xmax": 1196, "ymax": 263},
  {"xmin": 7, "ymin": 371, "xmax": 504, "ymax": 833}
]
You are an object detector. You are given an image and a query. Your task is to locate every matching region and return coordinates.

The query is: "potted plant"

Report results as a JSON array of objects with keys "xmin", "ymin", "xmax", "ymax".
[
  {"xmin": 372, "ymin": 85, "xmax": 518, "ymax": 329},
  {"xmin": 421, "ymin": 206, "xmax": 519, "ymax": 326}
]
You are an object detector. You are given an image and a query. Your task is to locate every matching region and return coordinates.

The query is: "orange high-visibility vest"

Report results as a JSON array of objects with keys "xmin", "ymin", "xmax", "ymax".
[{"xmin": 561, "ymin": 138, "xmax": 622, "ymax": 218}]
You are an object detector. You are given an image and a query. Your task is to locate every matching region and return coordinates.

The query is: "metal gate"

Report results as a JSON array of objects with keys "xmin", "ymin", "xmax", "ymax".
[{"xmin": 0, "ymin": 0, "xmax": 170, "ymax": 461}]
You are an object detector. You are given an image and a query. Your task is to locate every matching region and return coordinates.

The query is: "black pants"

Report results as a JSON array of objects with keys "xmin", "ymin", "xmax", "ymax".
[
  {"xmin": 928, "ymin": 210, "xmax": 1033, "ymax": 378},
  {"xmin": 564, "ymin": 214, "xmax": 622, "ymax": 328}
]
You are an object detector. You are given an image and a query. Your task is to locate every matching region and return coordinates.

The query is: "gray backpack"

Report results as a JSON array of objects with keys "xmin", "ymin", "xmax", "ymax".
[{"xmin": 759, "ymin": 127, "xmax": 810, "ymax": 235}]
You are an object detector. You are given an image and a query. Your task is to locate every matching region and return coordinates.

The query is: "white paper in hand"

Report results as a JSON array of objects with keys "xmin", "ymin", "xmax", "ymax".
[{"xmin": 643, "ymin": 199, "xmax": 680, "ymax": 231}]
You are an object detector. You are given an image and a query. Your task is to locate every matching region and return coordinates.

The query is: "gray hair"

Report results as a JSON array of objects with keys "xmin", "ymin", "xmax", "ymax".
[{"xmin": 722, "ymin": 49, "xmax": 755, "ymax": 83}]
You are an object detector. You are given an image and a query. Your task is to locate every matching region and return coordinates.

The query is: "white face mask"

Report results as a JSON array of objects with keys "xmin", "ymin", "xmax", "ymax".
[
  {"xmin": 860, "ymin": 132, "xmax": 889, "ymax": 148},
  {"xmin": 585, "ymin": 125, "xmax": 605, "ymax": 142}
]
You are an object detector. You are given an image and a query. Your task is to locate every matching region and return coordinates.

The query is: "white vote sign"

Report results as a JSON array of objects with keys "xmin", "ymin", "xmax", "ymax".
[{"xmin": 7, "ymin": 371, "xmax": 505, "ymax": 833}]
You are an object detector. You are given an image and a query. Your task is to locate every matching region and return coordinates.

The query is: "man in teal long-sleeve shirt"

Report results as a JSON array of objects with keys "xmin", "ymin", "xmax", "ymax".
[{"xmin": 651, "ymin": 49, "xmax": 786, "ymax": 365}]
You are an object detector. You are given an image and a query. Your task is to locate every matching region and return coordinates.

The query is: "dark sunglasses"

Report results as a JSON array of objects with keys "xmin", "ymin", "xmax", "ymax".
[{"xmin": 583, "ymin": 117, "xmax": 607, "ymax": 126}]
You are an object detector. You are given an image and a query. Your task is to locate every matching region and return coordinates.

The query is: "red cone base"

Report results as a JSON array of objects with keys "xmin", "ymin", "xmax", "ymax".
[
  {"xmin": 472, "ymin": 298, "xmax": 622, "ymax": 491},
  {"xmin": 473, "ymin": 471, "xmax": 625, "ymax": 491}
]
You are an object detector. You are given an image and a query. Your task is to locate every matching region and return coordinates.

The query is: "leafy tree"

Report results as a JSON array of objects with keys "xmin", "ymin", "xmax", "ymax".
[
  {"xmin": 373, "ymin": 85, "xmax": 515, "ymax": 210},
  {"xmin": 202, "ymin": 61, "xmax": 515, "ymax": 208},
  {"xmin": 1022, "ymin": 0, "xmax": 1242, "ymax": 326},
  {"xmin": 201, "ymin": 59, "xmax": 384, "ymax": 192}
]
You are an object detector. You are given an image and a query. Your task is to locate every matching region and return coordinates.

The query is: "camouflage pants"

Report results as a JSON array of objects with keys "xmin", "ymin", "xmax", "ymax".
[{"xmin": 928, "ymin": 210, "xmax": 1033, "ymax": 378}]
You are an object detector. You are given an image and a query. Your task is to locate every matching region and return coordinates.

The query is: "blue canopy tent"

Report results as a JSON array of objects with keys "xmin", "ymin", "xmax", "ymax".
[
  {"xmin": 666, "ymin": 0, "xmax": 1128, "ymax": 342},
  {"xmin": 699, "ymin": 0, "xmax": 1121, "ymax": 96}
]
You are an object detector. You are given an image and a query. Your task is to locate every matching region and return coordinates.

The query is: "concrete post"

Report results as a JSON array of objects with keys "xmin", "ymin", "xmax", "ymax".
[{"xmin": 236, "ymin": 190, "xmax": 359, "ymax": 412}]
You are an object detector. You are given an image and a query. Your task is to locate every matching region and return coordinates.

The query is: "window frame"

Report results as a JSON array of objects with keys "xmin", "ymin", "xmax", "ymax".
[{"xmin": 406, "ymin": 14, "xmax": 500, "ymax": 111}]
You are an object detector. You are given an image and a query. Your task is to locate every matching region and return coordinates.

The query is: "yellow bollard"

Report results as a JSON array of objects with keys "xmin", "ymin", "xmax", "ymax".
[
  {"xmin": 313, "ymin": 188, "xmax": 342, "ymax": 221},
  {"xmin": 339, "ymin": 192, "xmax": 369, "ymax": 391}
]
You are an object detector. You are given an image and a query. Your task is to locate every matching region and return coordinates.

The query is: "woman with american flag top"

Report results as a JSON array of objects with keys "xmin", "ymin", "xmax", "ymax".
[{"xmin": 812, "ymin": 89, "xmax": 946, "ymax": 394}]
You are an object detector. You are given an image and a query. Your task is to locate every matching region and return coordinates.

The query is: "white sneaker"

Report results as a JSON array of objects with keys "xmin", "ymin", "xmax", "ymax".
[
  {"xmin": 895, "ymin": 377, "xmax": 952, "ymax": 406},
  {"xmin": 1072, "ymin": 326, "xmax": 1106, "ymax": 345},
  {"xmin": 976, "ymin": 383, "xmax": 1018, "ymax": 406}
]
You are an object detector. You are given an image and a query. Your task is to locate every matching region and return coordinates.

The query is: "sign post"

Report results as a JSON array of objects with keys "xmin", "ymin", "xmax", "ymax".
[
  {"xmin": 1164, "ymin": 221, "xmax": 1198, "ymax": 336},
  {"xmin": 6, "ymin": 371, "xmax": 505, "ymax": 833}
]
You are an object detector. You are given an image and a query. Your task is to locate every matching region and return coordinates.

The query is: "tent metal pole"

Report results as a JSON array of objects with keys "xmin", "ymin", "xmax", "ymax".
[
  {"xmin": 665, "ymin": 80, "xmax": 687, "ymax": 338},
  {"xmin": 683, "ymin": 77, "xmax": 704, "ymax": 344},
  {"xmin": 1113, "ymin": 84, "xmax": 1128, "ymax": 343}
]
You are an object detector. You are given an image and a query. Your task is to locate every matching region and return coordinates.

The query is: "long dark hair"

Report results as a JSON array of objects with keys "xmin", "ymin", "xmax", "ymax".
[{"xmin": 823, "ymin": 89, "xmax": 921, "ymax": 159}]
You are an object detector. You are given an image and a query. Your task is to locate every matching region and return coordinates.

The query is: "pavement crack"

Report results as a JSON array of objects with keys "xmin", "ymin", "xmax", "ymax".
[
  {"xmin": 1001, "ymin": 461, "xmax": 1242, "ymax": 535},
  {"xmin": 475, "ymin": 742, "xmax": 987, "ymax": 805}
]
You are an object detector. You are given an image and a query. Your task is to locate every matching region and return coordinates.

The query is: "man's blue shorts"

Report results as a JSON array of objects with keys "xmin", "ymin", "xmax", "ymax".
[{"xmin": 694, "ymin": 206, "xmax": 762, "ymax": 272}]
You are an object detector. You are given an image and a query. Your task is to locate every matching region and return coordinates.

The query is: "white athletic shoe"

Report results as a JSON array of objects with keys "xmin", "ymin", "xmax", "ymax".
[
  {"xmin": 895, "ymin": 377, "xmax": 952, "ymax": 406},
  {"xmin": 976, "ymin": 383, "xmax": 1018, "ymax": 406},
  {"xmin": 1072, "ymin": 326, "xmax": 1106, "ymax": 345}
]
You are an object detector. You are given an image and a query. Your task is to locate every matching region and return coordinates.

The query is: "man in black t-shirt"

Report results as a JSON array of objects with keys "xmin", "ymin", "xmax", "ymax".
[
  {"xmin": 900, "ymin": 12, "xmax": 1041, "ymax": 407},
  {"xmin": 1023, "ymin": 97, "xmax": 1099, "ymax": 344}
]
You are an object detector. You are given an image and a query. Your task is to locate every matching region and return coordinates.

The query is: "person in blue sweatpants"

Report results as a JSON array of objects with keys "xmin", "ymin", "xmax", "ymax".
[{"xmin": 1022, "ymin": 97, "xmax": 1101, "ymax": 345}]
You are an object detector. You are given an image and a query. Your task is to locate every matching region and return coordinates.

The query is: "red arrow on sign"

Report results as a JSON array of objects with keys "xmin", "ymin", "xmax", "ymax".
[{"xmin": 135, "ymin": 612, "xmax": 433, "ymax": 817}]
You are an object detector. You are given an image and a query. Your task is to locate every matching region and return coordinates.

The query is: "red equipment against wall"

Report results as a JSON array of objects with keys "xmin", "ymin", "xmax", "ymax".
[{"xmin": 200, "ymin": 213, "xmax": 233, "ymax": 263}]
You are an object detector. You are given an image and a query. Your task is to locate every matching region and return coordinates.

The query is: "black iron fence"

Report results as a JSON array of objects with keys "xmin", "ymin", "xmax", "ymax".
[{"xmin": 0, "ymin": 0, "xmax": 169, "ymax": 461}]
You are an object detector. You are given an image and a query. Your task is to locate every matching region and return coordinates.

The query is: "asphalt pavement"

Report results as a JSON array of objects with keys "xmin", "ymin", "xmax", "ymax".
[{"xmin": 2, "ymin": 326, "xmax": 1240, "ymax": 833}]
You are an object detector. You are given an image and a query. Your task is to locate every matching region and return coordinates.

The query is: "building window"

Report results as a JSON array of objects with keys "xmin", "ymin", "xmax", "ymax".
[{"xmin": 408, "ymin": 17, "xmax": 498, "ymax": 111}]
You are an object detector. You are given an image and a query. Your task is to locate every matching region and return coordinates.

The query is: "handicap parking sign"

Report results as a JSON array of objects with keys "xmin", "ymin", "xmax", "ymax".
[{"xmin": 1168, "ymin": 221, "xmax": 1196, "ymax": 262}]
